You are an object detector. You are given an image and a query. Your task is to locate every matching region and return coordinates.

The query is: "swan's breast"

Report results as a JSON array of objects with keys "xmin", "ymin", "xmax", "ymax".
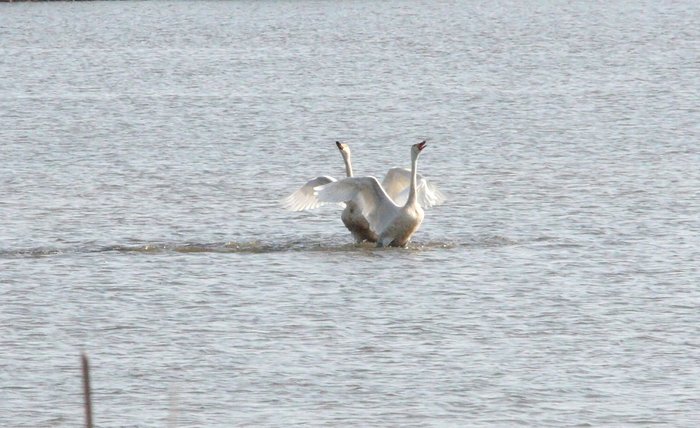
[
  {"xmin": 342, "ymin": 201, "xmax": 377, "ymax": 242},
  {"xmin": 380, "ymin": 206, "xmax": 424, "ymax": 246}
]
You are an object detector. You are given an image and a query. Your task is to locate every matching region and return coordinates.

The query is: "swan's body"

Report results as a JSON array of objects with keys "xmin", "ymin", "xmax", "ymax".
[{"xmin": 316, "ymin": 141, "xmax": 431, "ymax": 247}]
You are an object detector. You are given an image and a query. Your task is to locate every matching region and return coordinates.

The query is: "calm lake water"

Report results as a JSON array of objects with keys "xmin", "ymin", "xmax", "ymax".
[{"xmin": 1, "ymin": 0, "xmax": 699, "ymax": 426}]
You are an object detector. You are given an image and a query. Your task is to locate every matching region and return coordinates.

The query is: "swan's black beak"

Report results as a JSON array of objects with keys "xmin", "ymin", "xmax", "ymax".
[
  {"xmin": 417, "ymin": 141, "xmax": 427, "ymax": 151},
  {"xmin": 336, "ymin": 141, "xmax": 344, "ymax": 150}
]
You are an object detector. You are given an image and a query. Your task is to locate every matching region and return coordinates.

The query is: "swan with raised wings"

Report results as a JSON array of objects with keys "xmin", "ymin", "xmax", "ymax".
[
  {"xmin": 281, "ymin": 142, "xmax": 376, "ymax": 242},
  {"xmin": 316, "ymin": 141, "xmax": 434, "ymax": 247},
  {"xmin": 282, "ymin": 142, "xmax": 445, "ymax": 245}
]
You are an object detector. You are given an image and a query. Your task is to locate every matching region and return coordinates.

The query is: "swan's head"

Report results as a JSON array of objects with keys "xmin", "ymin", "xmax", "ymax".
[
  {"xmin": 411, "ymin": 141, "xmax": 427, "ymax": 158},
  {"xmin": 336, "ymin": 141, "xmax": 351, "ymax": 157}
]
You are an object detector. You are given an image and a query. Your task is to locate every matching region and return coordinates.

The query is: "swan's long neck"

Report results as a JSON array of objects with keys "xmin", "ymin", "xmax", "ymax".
[
  {"xmin": 342, "ymin": 153, "xmax": 354, "ymax": 177},
  {"xmin": 406, "ymin": 152, "xmax": 419, "ymax": 207}
]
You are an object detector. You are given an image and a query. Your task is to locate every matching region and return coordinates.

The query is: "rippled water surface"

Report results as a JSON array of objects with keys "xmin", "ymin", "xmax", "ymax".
[{"xmin": 1, "ymin": 1, "xmax": 699, "ymax": 426}]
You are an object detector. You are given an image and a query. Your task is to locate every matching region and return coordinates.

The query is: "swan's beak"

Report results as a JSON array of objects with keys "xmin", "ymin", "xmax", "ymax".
[
  {"xmin": 417, "ymin": 141, "xmax": 427, "ymax": 151},
  {"xmin": 336, "ymin": 141, "xmax": 345, "ymax": 150}
]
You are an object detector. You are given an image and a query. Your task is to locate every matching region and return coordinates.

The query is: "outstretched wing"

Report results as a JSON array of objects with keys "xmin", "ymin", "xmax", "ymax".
[
  {"xmin": 381, "ymin": 167, "xmax": 411, "ymax": 203},
  {"xmin": 382, "ymin": 167, "xmax": 446, "ymax": 208},
  {"xmin": 281, "ymin": 176, "xmax": 337, "ymax": 211},
  {"xmin": 416, "ymin": 177, "xmax": 447, "ymax": 207},
  {"xmin": 317, "ymin": 176, "xmax": 399, "ymax": 235}
]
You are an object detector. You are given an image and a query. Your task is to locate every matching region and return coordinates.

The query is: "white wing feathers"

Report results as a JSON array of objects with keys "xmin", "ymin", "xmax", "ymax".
[
  {"xmin": 381, "ymin": 167, "xmax": 446, "ymax": 207},
  {"xmin": 418, "ymin": 178, "xmax": 447, "ymax": 207},
  {"xmin": 282, "ymin": 168, "xmax": 445, "ymax": 224},
  {"xmin": 281, "ymin": 176, "xmax": 337, "ymax": 211},
  {"xmin": 381, "ymin": 168, "xmax": 412, "ymax": 203},
  {"xmin": 316, "ymin": 177, "xmax": 400, "ymax": 236}
]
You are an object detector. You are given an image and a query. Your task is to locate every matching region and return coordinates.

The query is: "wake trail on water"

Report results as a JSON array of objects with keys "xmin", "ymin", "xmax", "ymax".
[{"xmin": 0, "ymin": 235, "xmax": 543, "ymax": 259}]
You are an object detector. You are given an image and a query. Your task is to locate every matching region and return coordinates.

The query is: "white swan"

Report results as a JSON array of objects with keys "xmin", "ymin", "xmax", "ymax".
[
  {"xmin": 316, "ymin": 141, "xmax": 434, "ymax": 247},
  {"xmin": 336, "ymin": 142, "xmax": 378, "ymax": 243},
  {"xmin": 282, "ymin": 141, "xmax": 445, "ymax": 245},
  {"xmin": 281, "ymin": 142, "xmax": 376, "ymax": 242}
]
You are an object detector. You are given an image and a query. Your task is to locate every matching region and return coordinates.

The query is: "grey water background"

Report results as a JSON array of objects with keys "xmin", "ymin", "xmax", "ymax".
[{"xmin": 1, "ymin": 0, "xmax": 699, "ymax": 426}]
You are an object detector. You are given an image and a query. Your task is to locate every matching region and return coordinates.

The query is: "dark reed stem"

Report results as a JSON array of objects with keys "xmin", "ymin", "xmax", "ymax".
[{"xmin": 81, "ymin": 353, "xmax": 93, "ymax": 428}]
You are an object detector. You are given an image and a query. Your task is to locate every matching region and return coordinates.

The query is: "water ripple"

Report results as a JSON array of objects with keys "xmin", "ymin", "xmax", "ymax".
[{"xmin": 0, "ymin": 235, "xmax": 530, "ymax": 259}]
